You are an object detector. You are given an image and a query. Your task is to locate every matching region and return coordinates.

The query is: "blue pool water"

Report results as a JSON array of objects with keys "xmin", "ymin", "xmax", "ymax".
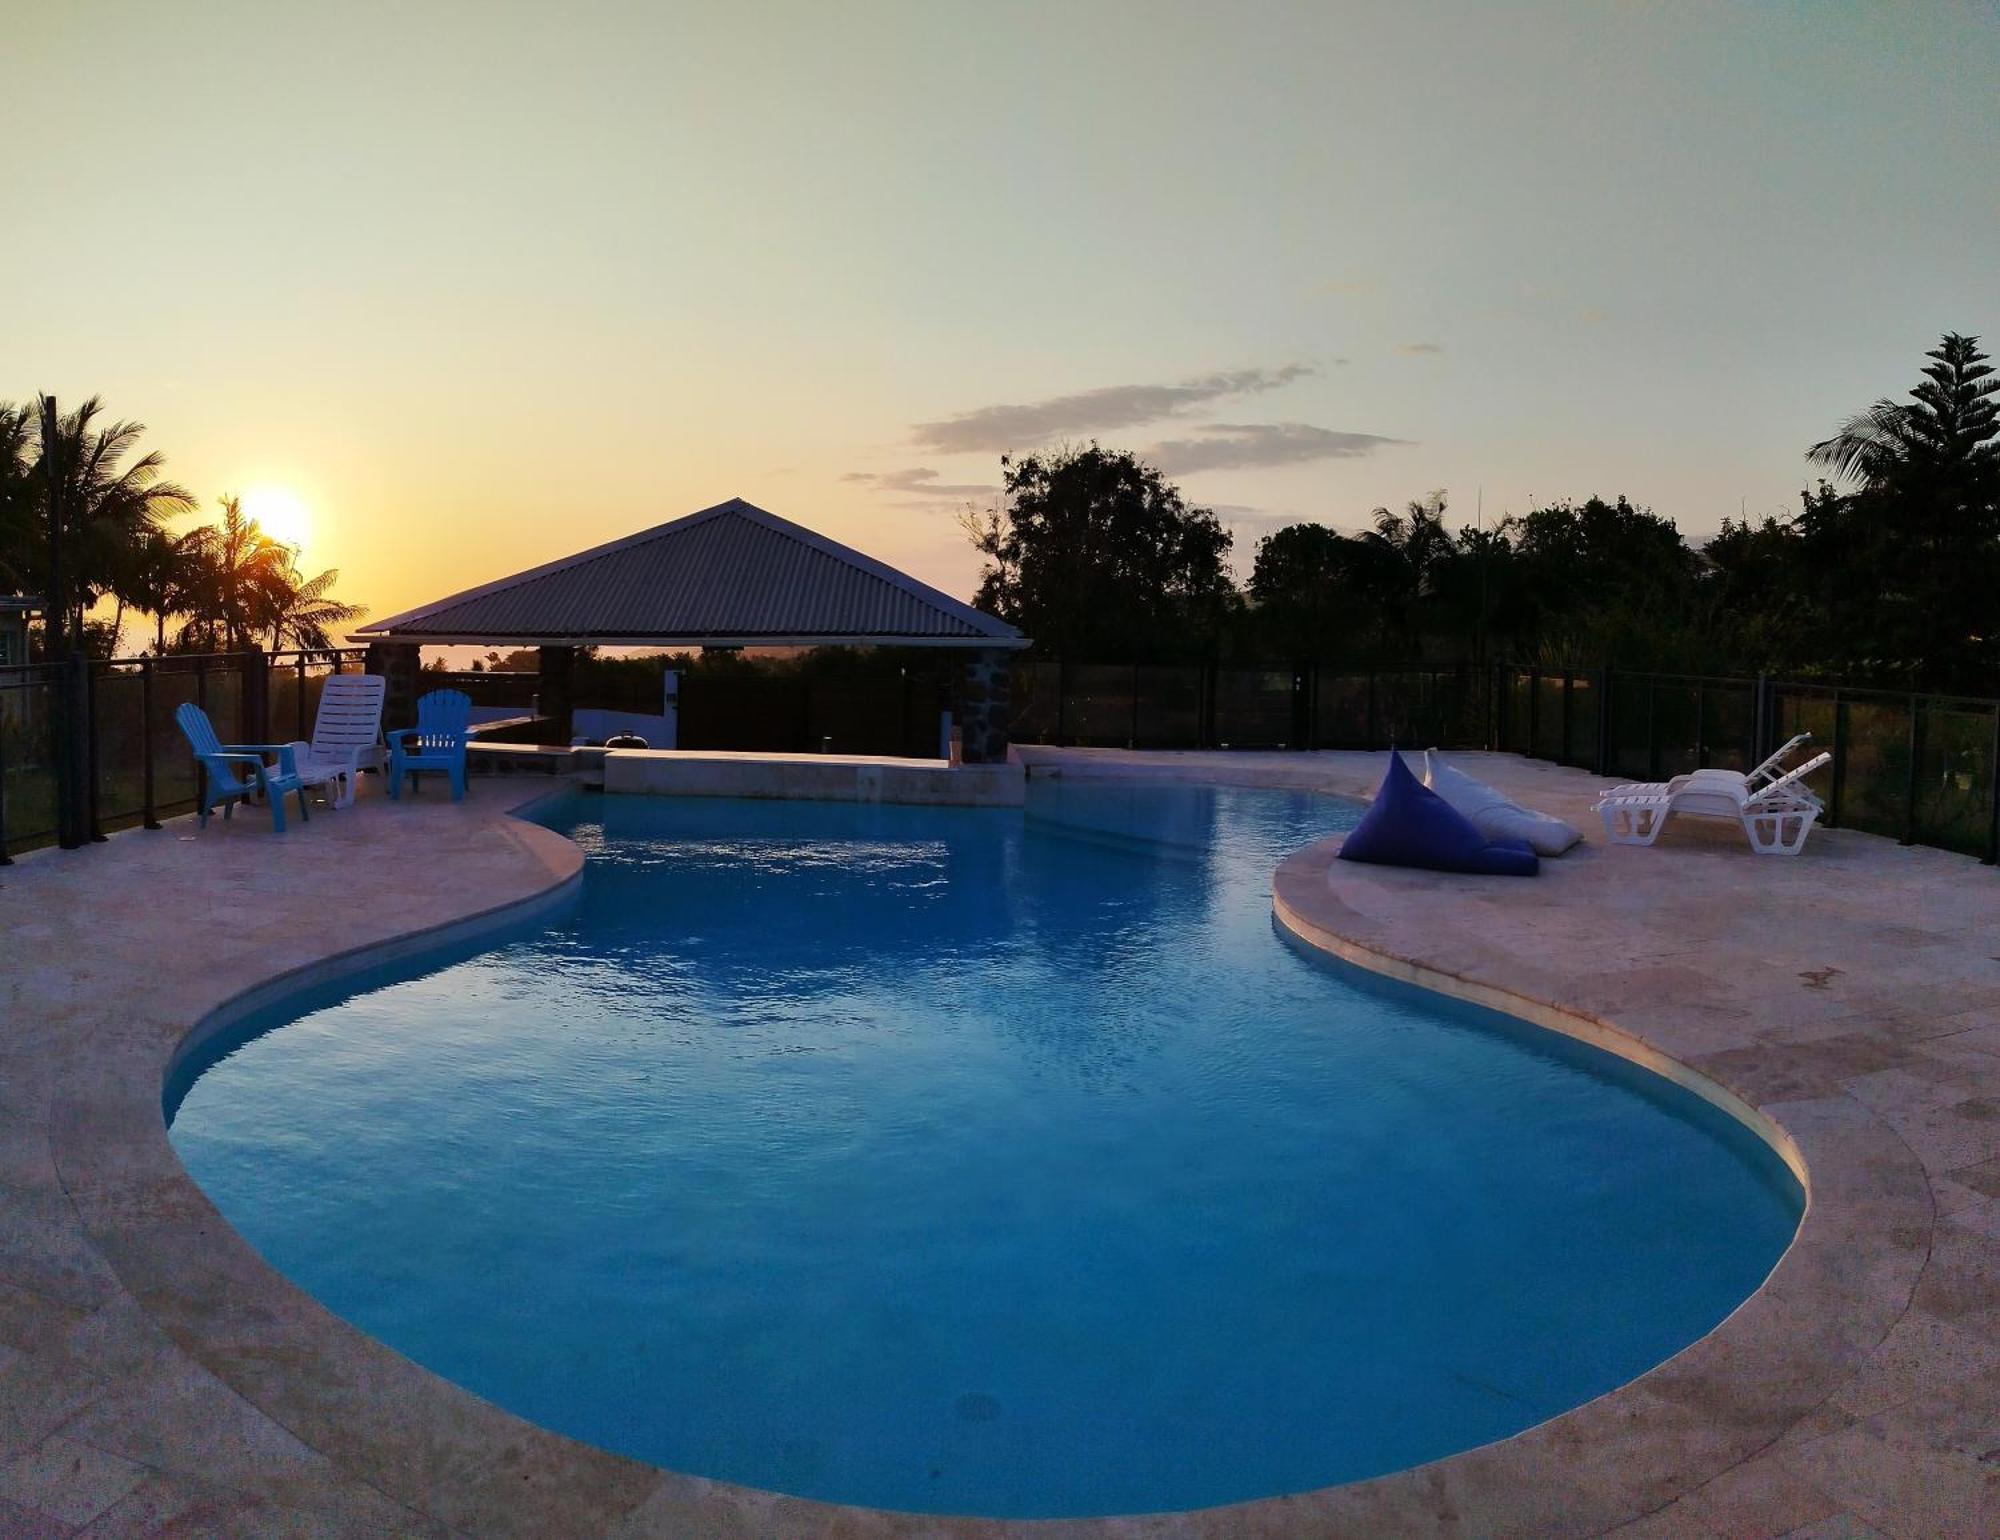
[{"xmin": 169, "ymin": 782, "xmax": 1800, "ymax": 1518}]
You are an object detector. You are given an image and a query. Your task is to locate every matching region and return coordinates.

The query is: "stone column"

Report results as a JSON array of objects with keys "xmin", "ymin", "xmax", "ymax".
[
  {"xmin": 537, "ymin": 645, "xmax": 576, "ymax": 744},
  {"xmin": 365, "ymin": 642, "xmax": 421, "ymax": 732},
  {"xmin": 956, "ymin": 648, "xmax": 1014, "ymax": 765},
  {"xmin": 239, "ymin": 643, "xmax": 269, "ymax": 744}
]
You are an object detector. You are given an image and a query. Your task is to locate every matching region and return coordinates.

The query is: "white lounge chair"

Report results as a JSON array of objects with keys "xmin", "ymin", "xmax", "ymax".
[
  {"xmin": 1668, "ymin": 732, "xmax": 1822, "ymax": 810},
  {"xmin": 1602, "ymin": 733, "xmax": 1820, "ymax": 806},
  {"xmin": 1595, "ymin": 751, "xmax": 1832, "ymax": 855},
  {"xmin": 279, "ymin": 673, "xmax": 387, "ymax": 809}
]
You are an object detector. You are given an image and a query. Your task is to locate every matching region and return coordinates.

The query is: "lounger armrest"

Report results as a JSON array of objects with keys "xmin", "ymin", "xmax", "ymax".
[{"xmin": 221, "ymin": 740, "xmax": 304, "ymax": 767}]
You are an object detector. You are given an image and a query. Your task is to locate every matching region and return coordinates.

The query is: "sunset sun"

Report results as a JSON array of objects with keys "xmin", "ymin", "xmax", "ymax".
[{"xmin": 241, "ymin": 486, "xmax": 312, "ymax": 553}]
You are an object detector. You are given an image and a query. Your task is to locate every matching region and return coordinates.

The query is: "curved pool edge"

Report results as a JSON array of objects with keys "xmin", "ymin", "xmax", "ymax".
[
  {"xmin": 33, "ymin": 768, "xmax": 1941, "ymax": 1539},
  {"xmin": 1271, "ymin": 840, "xmax": 1810, "ymax": 1190}
]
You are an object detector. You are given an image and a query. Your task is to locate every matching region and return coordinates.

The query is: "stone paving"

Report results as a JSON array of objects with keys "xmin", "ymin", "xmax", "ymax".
[{"xmin": 0, "ymin": 753, "xmax": 1994, "ymax": 1536}]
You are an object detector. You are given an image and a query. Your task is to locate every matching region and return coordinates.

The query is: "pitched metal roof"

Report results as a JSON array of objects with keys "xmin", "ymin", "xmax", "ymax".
[{"xmin": 356, "ymin": 498, "xmax": 1026, "ymax": 649}]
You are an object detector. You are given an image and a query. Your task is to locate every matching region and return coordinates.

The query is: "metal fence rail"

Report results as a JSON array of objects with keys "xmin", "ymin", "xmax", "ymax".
[
  {"xmin": 11, "ymin": 650, "xmax": 1998, "ymax": 870},
  {"xmin": 1, "ymin": 647, "xmax": 371, "ymax": 859},
  {"xmin": 1485, "ymin": 665, "xmax": 2000, "ymax": 862},
  {"xmin": 1013, "ymin": 660, "xmax": 2000, "ymax": 867},
  {"xmin": 1007, "ymin": 662, "xmax": 1490, "ymax": 753}
]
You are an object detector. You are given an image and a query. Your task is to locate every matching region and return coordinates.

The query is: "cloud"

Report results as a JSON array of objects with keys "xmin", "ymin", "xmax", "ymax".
[
  {"xmin": 1579, "ymin": 306, "xmax": 1609, "ymax": 325},
  {"xmin": 911, "ymin": 364, "xmax": 1316, "ymax": 454},
  {"xmin": 843, "ymin": 467, "xmax": 996, "ymax": 498},
  {"xmin": 1146, "ymin": 422, "xmax": 1407, "ymax": 475},
  {"xmin": 1396, "ymin": 342, "xmax": 1445, "ymax": 356},
  {"xmin": 1318, "ymin": 276, "xmax": 1380, "ymax": 296}
]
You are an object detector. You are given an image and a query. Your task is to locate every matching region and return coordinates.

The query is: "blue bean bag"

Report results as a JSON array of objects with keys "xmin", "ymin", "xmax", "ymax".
[{"xmin": 1338, "ymin": 751, "xmax": 1540, "ymax": 876}]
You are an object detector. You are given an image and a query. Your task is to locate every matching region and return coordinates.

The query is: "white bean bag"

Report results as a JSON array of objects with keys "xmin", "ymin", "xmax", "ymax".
[{"xmin": 1422, "ymin": 750, "xmax": 1584, "ymax": 856}]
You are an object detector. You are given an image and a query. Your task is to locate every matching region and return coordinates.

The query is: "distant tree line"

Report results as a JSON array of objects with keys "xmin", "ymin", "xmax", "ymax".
[
  {"xmin": 0, "ymin": 396, "xmax": 363, "ymax": 658},
  {"xmin": 967, "ymin": 334, "xmax": 2000, "ymax": 690}
]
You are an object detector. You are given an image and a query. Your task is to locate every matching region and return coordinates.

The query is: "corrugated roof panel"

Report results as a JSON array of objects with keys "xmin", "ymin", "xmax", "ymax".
[{"xmin": 357, "ymin": 499, "xmax": 1024, "ymax": 646}]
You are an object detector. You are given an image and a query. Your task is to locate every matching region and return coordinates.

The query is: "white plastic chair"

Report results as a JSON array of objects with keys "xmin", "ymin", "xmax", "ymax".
[
  {"xmin": 1596, "ymin": 752, "xmax": 1832, "ymax": 854},
  {"xmin": 280, "ymin": 673, "xmax": 387, "ymax": 809},
  {"xmin": 1669, "ymin": 732, "xmax": 1822, "ymax": 810},
  {"xmin": 1600, "ymin": 733, "xmax": 1822, "ymax": 810}
]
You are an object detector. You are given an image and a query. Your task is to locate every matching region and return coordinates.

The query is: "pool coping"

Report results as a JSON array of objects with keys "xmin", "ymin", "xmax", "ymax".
[{"xmin": 5, "ymin": 755, "xmax": 1995, "ymax": 1535}]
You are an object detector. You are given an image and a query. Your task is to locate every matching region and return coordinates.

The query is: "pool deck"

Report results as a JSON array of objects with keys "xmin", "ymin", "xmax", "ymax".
[{"xmin": 1, "ymin": 752, "xmax": 1995, "ymax": 1536}]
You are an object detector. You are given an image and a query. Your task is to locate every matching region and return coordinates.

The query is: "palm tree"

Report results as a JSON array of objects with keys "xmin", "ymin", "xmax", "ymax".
[
  {"xmin": 180, "ymin": 496, "xmax": 294, "ymax": 651},
  {"xmin": 120, "ymin": 529, "xmax": 208, "ymax": 654},
  {"xmin": 1805, "ymin": 333, "xmax": 2000, "ymax": 681},
  {"xmin": 31, "ymin": 397, "xmax": 196, "ymax": 641},
  {"xmin": 0, "ymin": 402, "xmax": 35, "ymax": 594},
  {"xmin": 262, "ymin": 560, "xmax": 366, "ymax": 652},
  {"xmin": 1808, "ymin": 332, "xmax": 1999, "ymax": 490}
]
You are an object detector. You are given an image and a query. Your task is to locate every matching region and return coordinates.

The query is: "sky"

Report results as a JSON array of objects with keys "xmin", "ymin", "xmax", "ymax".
[{"xmin": 4, "ymin": 1, "xmax": 1996, "ymax": 632}]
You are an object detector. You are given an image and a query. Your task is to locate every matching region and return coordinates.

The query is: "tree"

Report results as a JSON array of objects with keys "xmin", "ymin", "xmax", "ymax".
[
  {"xmin": 179, "ymin": 496, "xmax": 294, "ymax": 651},
  {"xmin": 120, "ymin": 530, "xmax": 207, "ymax": 654},
  {"xmin": 262, "ymin": 560, "xmax": 365, "ymax": 652},
  {"xmin": 171, "ymin": 496, "xmax": 365, "ymax": 653},
  {"xmin": 1804, "ymin": 333, "xmax": 2000, "ymax": 681},
  {"xmin": 22, "ymin": 397, "xmax": 196, "ymax": 641},
  {"xmin": 0, "ymin": 402, "xmax": 35, "ymax": 593},
  {"xmin": 966, "ymin": 444, "xmax": 1237, "ymax": 659},
  {"xmin": 1502, "ymin": 495, "xmax": 1703, "ymax": 665},
  {"xmin": 1248, "ymin": 523, "xmax": 1361, "ymax": 658}
]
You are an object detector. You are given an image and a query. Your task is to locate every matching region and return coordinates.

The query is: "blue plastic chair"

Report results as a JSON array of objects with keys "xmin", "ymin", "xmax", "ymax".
[
  {"xmin": 174, "ymin": 702, "xmax": 311, "ymax": 832},
  {"xmin": 387, "ymin": 689, "xmax": 472, "ymax": 801}
]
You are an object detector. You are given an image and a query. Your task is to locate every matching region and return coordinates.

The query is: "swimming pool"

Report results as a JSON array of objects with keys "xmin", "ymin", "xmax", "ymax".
[{"xmin": 168, "ymin": 782, "xmax": 1801, "ymax": 1519}]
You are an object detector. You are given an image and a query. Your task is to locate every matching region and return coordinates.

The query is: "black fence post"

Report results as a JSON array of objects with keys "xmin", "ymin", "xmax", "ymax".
[
  {"xmin": 1902, "ymin": 694, "xmax": 1924, "ymax": 846},
  {"xmin": 1129, "ymin": 663, "xmax": 1140, "ymax": 749},
  {"xmin": 296, "ymin": 652, "xmax": 309, "ymax": 740},
  {"xmin": 1596, "ymin": 667, "xmax": 1612, "ymax": 776},
  {"xmin": 84, "ymin": 660, "xmax": 105, "ymax": 842},
  {"xmin": 1365, "ymin": 671, "xmax": 1379, "ymax": 750},
  {"xmin": 1752, "ymin": 673, "xmax": 1770, "ymax": 767},
  {"xmin": 242, "ymin": 645, "xmax": 269, "ymax": 745},
  {"xmin": 1055, "ymin": 659, "xmax": 1069, "ymax": 746},
  {"xmin": 59, "ymin": 651, "xmax": 89, "ymax": 850},
  {"xmin": 1527, "ymin": 668, "xmax": 1541, "ymax": 759},
  {"xmin": 1829, "ymin": 691, "xmax": 1848, "ymax": 829},
  {"xmin": 1494, "ymin": 665, "xmax": 1508, "ymax": 753},
  {"xmin": 1987, "ymin": 703, "xmax": 2000, "ymax": 866},
  {"xmin": 0, "ymin": 685, "xmax": 11, "ymax": 864},
  {"xmin": 1561, "ymin": 671, "xmax": 1574, "ymax": 766},
  {"xmin": 140, "ymin": 657, "xmax": 160, "ymax": 829},
  {"xmin": 1645, "ymin": 681, "xmax": 1660, "ymax": 782}
]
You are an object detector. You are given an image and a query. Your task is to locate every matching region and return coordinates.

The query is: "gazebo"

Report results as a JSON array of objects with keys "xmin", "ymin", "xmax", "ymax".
[{"xmin": 354, "ymin": 498, "xmax": 1027, "ymax": 762}]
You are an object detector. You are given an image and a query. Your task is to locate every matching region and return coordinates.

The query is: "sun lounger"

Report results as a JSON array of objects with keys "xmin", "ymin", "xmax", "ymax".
[
  {"xmin": 1595, "ymin": 752, "xmax": 1832, "ymax": 855},
  {"xmin": 279, "ymin": 673, "xmax": 386, "ymax": 809},
  {"xmin": 1668, "ymin": 732, "xmax": 1822, "ymax": 809},
  {"xmin": 1600, "ymin": 734, "xmax": 1823, "ymax": 811}
]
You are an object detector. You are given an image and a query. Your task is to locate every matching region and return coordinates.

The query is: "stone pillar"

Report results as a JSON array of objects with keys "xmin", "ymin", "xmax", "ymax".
[
  {"xmin": 537, "ymin": 645, "xmax": 575, "ymax": 745},
  {"xmin": 956, "ymin": 648, "xmax": 1014, "ymax": 765},
  {"xmin": 365, "ymin": 642, "xmax": 421, "ymax": 732},
  {"xmin": 239, "ymin": 643, "xmax": 269, "ymax": 745}
]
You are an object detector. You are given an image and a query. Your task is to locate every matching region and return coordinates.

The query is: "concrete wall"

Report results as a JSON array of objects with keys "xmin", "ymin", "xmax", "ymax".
[{"xmin": 602, "ymin": 749, "xmax": 1024, "ymax": 807}]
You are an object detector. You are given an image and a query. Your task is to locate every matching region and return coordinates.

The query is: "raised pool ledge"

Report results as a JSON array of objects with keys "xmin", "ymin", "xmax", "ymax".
[
  {"xmin": 4, "ymin": 753, "xmax": 1990, "ymax": 1537},
  {"xmin": 603, "ymin": 746, "xmax": 1026, "ymax": 806}
]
